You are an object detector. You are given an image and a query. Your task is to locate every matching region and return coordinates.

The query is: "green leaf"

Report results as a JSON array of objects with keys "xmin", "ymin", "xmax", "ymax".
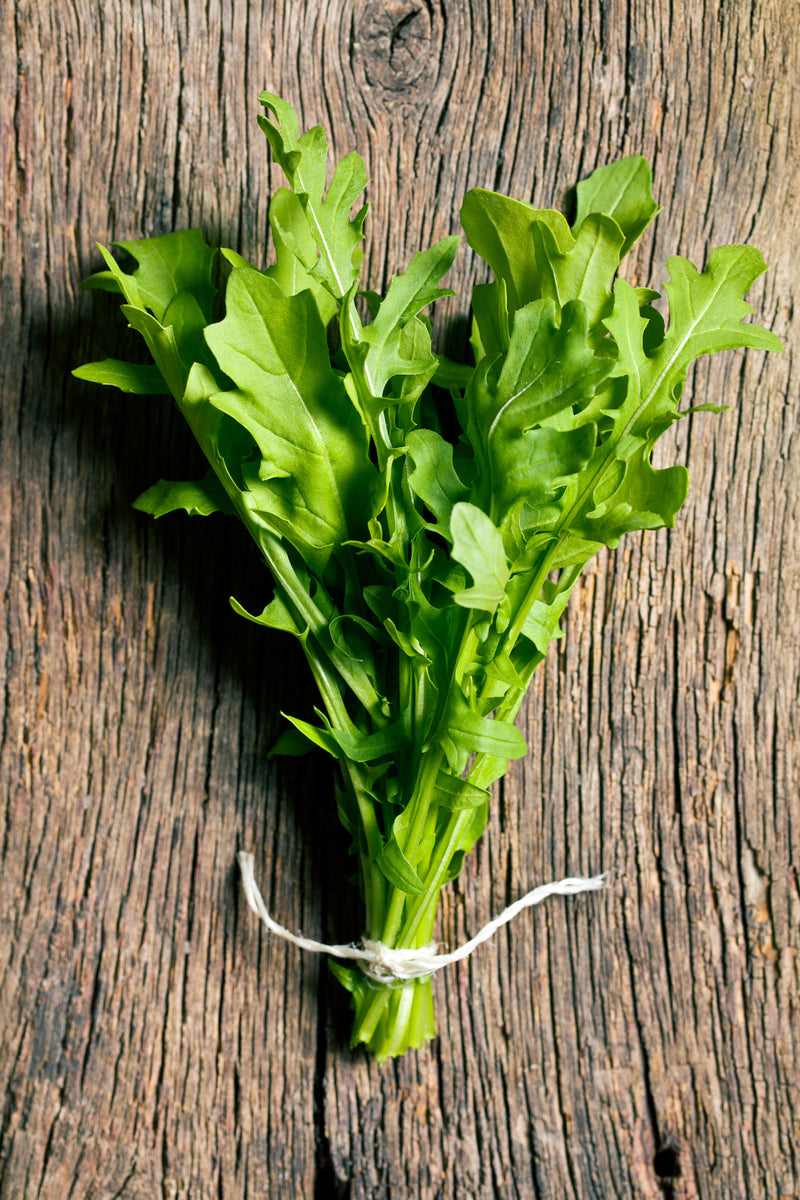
[
  {"xmin": 382, "ymin": 618, "xmax": 431, "ymax": 664},
  {"xmin": 176, "ymin": 361, "xmax": 257, "ymax": 503},
  {"xmin": 133, "ymin": 474, "xmax": 235, "ymax": 519},
  {"xmin": 120, "ymin": 303, "xmax": 187, "ymax": 399},
  {"xmin": 634, "ymin": 286, "xmax": 666, "ymax": 354},
  {"xmin": 461, "ymin": 299, "xmax": 608, "ymax": 520},
  {"xmin": 341, "ymin": 238, "xmax": 459, "ymax": 424},
  {"xmin": 460, "ymin": 189, "xmax": 546, "ymax": 315},
  {"xmin": 449, "ymin": 503, "xmax": 510, "ymax": 613},
  {"xmin": 493, "ymin": 298, "xmax": 602, "ymax": 429},
  {"xmin": 529, "ymin": 213, "xmax": 624, "ymax": 334},
  {"xmin": 161, "ymin": 291, "xmax": 214, "ymax": 372},
  {"xmin": 89, "ymin": 243, "xmax": 196, "ymax": 400},
  {"xmin": 329, "ymin": 613, "xmax": 383, "ymax": 663},
  {"xmin": 229, "ymin": 592, "xmax": 305, "ymax": 637},
  {"xmin": 281, "ymin": 712, "xmax": 340, "ymax": 757},
  {"xmin": 328, "ymin": 720, "xmax": 407, "ymax": 764},
  {"xmin": 81, "ymin": 268, "xmax": 122, "ymax": 295},
  {"xmin": 432, "ymin": 354, "xmax": 473, "ymax": 390},
  {"xmin": 376, "ymin": 832, "xmax": 425, "ymax": 895},
  {"xmin": 577, "ymin": 437, "xmax": 689, "ymax": 546},
  {"xmin": 72, "ymin": 359, "xmax": 168, "ymax": 394},
  {"xmin": 438, "ymin": 686, "xmax": 528, "ymax": 772},
  {"xmin": 355, "ymin": 238, "xmax": 459, "ymax": 390},
  {"xmin": 406, "ymin": 428, "xmax": 468, "ymax": 536},
  {"xmin": 112, "ymin": 229, "xmax": 217, "ymax": 323},
  {"xmin": 653, "ymin": 248, "xmax": 783, "ymax": 379},
  {"xmin": 470, "ymin": 279, "xmax": 509, "ymax": 360},
  {"xmin": 376, "ymin": 800, "xmax": 440, "ymax": 894},
  {"xmin": 265, "ymin": 187, "xmax": 338, "ymax": 324},
  {"xmin": 605, "ymin": 253, "xmax": 782, "ymax": 438},
  {"xmin": 258, "ymin": 92, "xmax": 367, "ymax": 299},
  {"xmin": 268, "ymin": 726, "xmax": 315, "ymax": 757},
  {"xmin": 519, "ymin": 580, "xmax": 573, "ymax": 655},
  {"xmin": 461, "ymin": 190, "xmax": 623, "ymax": 333},
  {"xmin": 204, "ymin": 266, "xmax": 376, "ymax": 568},
  {"xmin": 573, "ymin": 156, "xmax": 660, "ymax": 257},
  {"xmin": 503, "ymin": 424, "xmax": 598, "ymax": 513},
  {"xmin": 431, "ymin": 772, "xmax": 490, "ymax": 811},
  {"xmin": 562, "ymin": 249, "xmax": 782, "ymax": 547},
  {"xmin": 220, "ymin": 247, "xmax": 254, "ymax": 271}
]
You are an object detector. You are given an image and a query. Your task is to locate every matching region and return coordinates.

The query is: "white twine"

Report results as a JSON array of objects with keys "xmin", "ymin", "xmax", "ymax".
[{"xmin": 237, "ymin": 851, "xmax": 608, "ymax": 985}]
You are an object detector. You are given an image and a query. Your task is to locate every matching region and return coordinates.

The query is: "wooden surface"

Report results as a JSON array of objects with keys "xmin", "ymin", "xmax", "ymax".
[{"xmin": 2, "ymin": 2, "xmax": 798, "ymax": 1197}]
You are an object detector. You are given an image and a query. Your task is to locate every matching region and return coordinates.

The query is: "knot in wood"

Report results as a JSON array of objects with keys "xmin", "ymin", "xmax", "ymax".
[{"xmin": 355, "ymin": 1, "xmax": 438, "ymax": 93}]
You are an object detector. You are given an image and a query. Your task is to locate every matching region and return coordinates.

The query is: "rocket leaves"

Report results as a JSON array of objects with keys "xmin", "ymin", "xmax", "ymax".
[
  {"xmin": 204, "ymin": 267, "xmax": 377, "ymax": 567},
  {"xmin": 73, "ymin": 94, "xmax": 782, "ymax": 1061},
  {"xmin": 459, "ymin": 297, "xmax": 608, "ymax": 523},
  {"xmin": 572, "ymin": 156, "xmax": 660, "ymax": 255},
  {"xmin": 258, "ymin": 90, "xmax": 367, "ymax": 299},
  {"xmin": 450, "ymin": 504, "xmax": 509, "ymax": 613},
  {"xmin": 72, "ymin": 358, "xmax": 168, "ymax": 394}
]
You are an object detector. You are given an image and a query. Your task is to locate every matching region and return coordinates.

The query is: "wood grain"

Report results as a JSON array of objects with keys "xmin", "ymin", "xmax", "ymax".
[{"xmin": 1, "ymin": 1, "xmax": 798, "ymax": 1196}]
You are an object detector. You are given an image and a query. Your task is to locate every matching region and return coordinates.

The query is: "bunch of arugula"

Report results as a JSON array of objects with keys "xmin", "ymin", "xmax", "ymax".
[{"xmin": 74, "ymin": 93, "xmax": 781, "ymax": 1060}]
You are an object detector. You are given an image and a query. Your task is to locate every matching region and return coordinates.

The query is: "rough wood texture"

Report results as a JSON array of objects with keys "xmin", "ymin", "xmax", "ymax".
[{"xmin": 2, "ymin": 2, "xmax": 798, "ymax": 1197}]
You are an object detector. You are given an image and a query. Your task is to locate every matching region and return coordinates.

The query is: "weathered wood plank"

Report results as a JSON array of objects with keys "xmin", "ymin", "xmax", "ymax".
[{"xmin": 1, "ymin": 1, "xmax": 798, "ymax": 1197}]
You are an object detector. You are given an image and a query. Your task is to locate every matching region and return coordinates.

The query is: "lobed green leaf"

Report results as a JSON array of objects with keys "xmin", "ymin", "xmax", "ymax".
[
  {"xmin": 572, "ymin": 156, "xmax": 660, "ymax": 256},
  {"xmin": 133, "ymin": 474, "xmax": 235, "ymax": 519},
  {"xmin": 258, "ymin": 91, "xmax": 367, "ymax": 299},
  {"xmin": 449, "ymin": 503, "xmax": 510, "ymax": 613},
  {"xmin": 204, "ymin": 266, "xmax": 377, "ymax": 568}
]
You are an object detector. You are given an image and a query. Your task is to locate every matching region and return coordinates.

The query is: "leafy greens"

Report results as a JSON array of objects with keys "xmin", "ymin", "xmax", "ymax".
[{"xmin": 74, "ymin": 93, "xmax": 782, "ymax": 1060}]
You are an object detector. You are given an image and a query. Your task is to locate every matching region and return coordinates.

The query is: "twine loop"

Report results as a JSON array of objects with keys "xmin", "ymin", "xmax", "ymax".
[{"xmin": 237, "ymin": 852, "xmax": 607, "ymax": 984}]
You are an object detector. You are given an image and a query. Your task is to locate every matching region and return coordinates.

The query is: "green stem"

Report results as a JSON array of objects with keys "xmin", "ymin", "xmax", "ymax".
[
  {"xmin": 301, "ymin": 645, "xmax": 386, "ymax": 929},
  {"xmin": 256, "ymin": 528, "xmax": 387, "ymax": 724},
  {"xmin": 393, "ymin": 677, "xmax": 536, "ymax": 950},
  {"xmin": 348, "ymin": 895, "xmax": 439, "ymax": 1054},
  {"xmin": 378, "ymin": 746, "xmax": 445, "ymax": 950},
  {"xmin": 489, "ymin": 534, "xmax": 565, "ymax": 677}
]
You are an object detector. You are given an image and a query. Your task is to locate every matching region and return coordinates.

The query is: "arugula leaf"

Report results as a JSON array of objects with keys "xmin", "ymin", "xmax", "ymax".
[
  {"xmin": 568, "ymin": 250, "xmax": 782, "ymax": 543},
  {"xmin": 377, "ymin": 809, "xmax": 426, "ymax": 894},
  {"xmin": 133, "ymin": 474, "xmax": 235, "ymax": 518},
  {"xmin": 264, "ymin": 188, "xmax": 339, "ymax": 325},
  {"xmin": 572, "ymin": 156, "xmax": 660, "ymax": 256},
  {"xmin": 204, "ymin": 266, "xmax": 377, "ymax": 566},
  {"xmin": 518, "ymin": 579, "xmax": 573, "ymax": 655},
  {"xmin": 449, "ymin": 503, "xmax": 510, "ymax": 613},
  {"xmin": 460, "ymin": 298, "xmax": 608, "ymax": 521},
  {"xmin": 439, "ymin": 686, "xmax": 528, "ymax": 773},
  {"xmin": 341, "ymin": 237, "xmax": 459, "ymax": 418},
  {"xmin": 258, "ymin": 91, "xmax": 367, "ymax": 299},
  {"xmin": 529, "ymin": 213, "xmax": 624, "ymax": 333},
  {"xmin": 71, "ymin": 358, "xmax": 168, "ymax": 394},
  {"xmin": 281, "ymin": 712, "xmax": 340, "ymax": 757},
  {"xmin": 460, "ymin": 189, "xmax": 546, "ymax": 314},
  {"xmin": 406, "ymin": 428, "xmax": 469, "ymax": 537},
  {"xmin": 229, "ymin": 593, "xmax": 306, "ymax": 637},
  {"xmin": 338, "ymin": 239, "xmax": 460, "ymax": 485},
  {"xmin": 87, "ymin": 234, "xmax": 220, "ymax": 398},
  {"xmin": 119, "ymin": 303, "xmax": 188, "ymax": 399},
  {"xmin": 461, "ymin": 192, "xmax": 623, "ymax": 331},
  {"xmin": 112, "ymin": 230, "xmax": 216, "ymax": 323},
  {"xmin": 431, "ymin": 773, "xmax": 489, "ymax": 811}
]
